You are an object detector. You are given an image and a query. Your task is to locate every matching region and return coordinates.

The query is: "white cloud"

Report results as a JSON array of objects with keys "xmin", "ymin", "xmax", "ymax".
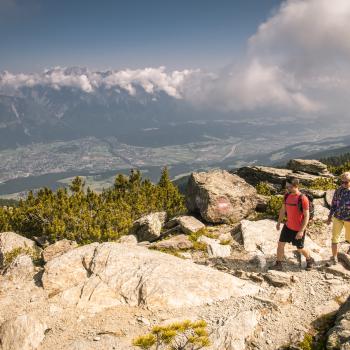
[
  {"xmin": 1, "ymin": 0, "xmax": 350, "ymax": 119},
  {"xmin": 184, "ymin": 0, "xmax": 350, "ymax": 117},
  {"xmin": 0, "ymin": 66, "xmax": 195, "ymax": 98}
]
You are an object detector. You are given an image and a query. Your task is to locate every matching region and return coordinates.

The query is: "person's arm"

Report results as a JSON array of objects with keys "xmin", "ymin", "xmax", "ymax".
[
  {"xmin": 327, "ymin": 189, "xmax": 338, "ymax": 224},
  {"xmin": 296, "ymin": 209, "xmax": 310, "ymax": 239},
  {"xmin": 276, "ymin": 203, "xmax": 286, "ymax": 230}
]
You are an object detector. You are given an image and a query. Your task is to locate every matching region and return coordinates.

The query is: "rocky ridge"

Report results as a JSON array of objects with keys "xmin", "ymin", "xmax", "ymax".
[{"xmin": 0, "ymin": 158, "xmax": 349, "ymax": 350}]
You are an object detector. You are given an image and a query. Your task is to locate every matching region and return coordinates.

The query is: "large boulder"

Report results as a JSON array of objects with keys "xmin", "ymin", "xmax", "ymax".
[
  {"xmin": 186, "ymin": 170, "xmax": 258, "ymax": 224},
  {"xmin": 0, "ymin": 314, "xmax": 47, "ymax": 350},
  {"xmin": 287, "ymin": 159, "xmax": 329, "ymax": 175},
  {"xmin": 42, "ymin": 242, "xmax": 260, "ymax": 312},
  {"xmin": 0, "ymin": 232, "xmax": 38, "ymax": 266},
  {"xmin": 43, "ymin": 239, "xmax": 78, "ymax": 263},
  {"xmin": 129, "ymin": 212, "xmax": 167, "ymax": 242}
]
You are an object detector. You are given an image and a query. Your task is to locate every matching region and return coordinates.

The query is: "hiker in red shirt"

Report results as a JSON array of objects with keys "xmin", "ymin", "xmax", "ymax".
[{"xmin": 273, "ymin": 178, "xmax": 315, "ymax": 271}]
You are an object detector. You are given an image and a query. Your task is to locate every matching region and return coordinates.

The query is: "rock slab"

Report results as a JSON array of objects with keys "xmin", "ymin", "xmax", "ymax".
[
  {"xmin": 287, "ymin": 159, "xmax": 328, "ymax": 175},
  {"xmin": 0, "ymin": 314, "xmax": 47, "ymax": 350},
  {"xmin": 42, "ymin": 242, "xmax": 260, "ymax": 312}
]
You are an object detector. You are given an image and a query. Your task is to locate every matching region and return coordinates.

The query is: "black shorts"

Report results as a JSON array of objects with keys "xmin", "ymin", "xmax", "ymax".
[{"xmin": 279, "ymin": 224, "xmax": 305, "ymax": 249}]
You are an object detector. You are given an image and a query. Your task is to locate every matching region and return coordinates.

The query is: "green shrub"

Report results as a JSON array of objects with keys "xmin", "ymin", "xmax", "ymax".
[
  {"xmin": 266, "ymin": 195, "xmax": 284, "ymax": 219},
  {"xmin": 132, "ymin": 320, "xmax": 210, "ymax": 350},
  {"xmin": 255, "ymin": 181, "xmax": 273, "ymax": 196},
  {"xmin": 0, "ymin": 168, "xmax": 186, "ymax": 245},
  {"xmin": 307, "ymin": 178, "xmax": 337, "ymax": 190}
]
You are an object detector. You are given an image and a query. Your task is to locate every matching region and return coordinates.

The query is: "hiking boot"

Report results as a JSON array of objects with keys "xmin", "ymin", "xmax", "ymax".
[
  {"xmin": 270, "ymin": 261, "xmax": 283, "ymax": 271},
  {"xmin": 326, "ymin": 256, "xmax": 338, "ymax": 267},
  {"xmin": 305, "ymin": 257, "xmax": 315, "ymax": 271}
]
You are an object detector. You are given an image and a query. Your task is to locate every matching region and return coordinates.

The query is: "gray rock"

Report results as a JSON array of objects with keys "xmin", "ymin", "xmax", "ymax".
[
  {"xmin": 129, "ymin": 212, "xmax": 167, "ymax": 242},
  {"xmin": 0, "ymin": 232, "xmax": 38, "ymax": 266},
  {"xmin": 165, "ymin": 215, "xmax": 205, "ymax": 234},
  {"xmin": 255, "ymin": 194, "xmax": 270, "ymax": 212},
  {"xmin": 210, "ymin": 310, "xmax": 259, "ymax": 350},
  {"xmin": 42, "ymin": 242, "xmax": 261, "ymax": 312},
  {"xmin": 0, "ymin": 314, "xmax": 47, "ymax": 350},
  {"xmin": 236, "ymin": 166, "xmax": 292, "ymax": 186},
  {"xmin": 43, "ymin": 239, "xmax": 78, "ymax": 263},
  {"xmin": 287, "ymin": 159, "xmax": 329, "ymax": 175},
  {"xmin": 313, "ymin": 201, "xmax": 330, "ymax": 222},
  {"xmin": 150, "ymin": 234, "xmax": 193, "ymax": 250},
  {"xmin": 186, "ymin": 170, "xmax": 258, "ymax": 224},
  {"xmin": 118, "ymin": 235, "xmax": 138, "ymax": 245},
  {"xmin": 327, "ymin": 295, "xmax": 350, "ymax": 349},
  {"xmin": 3, "ymin": 254, "xmax": 35, "ymax": 281},
  {"xmin": 198, "ymin": 236, "xmax": 231, "ymax": 258},
  {"xmin": 264, "ymin": 270, "xmax": 291, "ymax": 287},
  {"xmin": 302, "ymin": 188, "xmax": 326, "ymax": 199},
  {"xmin": 236, "ymin": 165, "xmax": 330, "ymax": 187},
  {"xmin": 325, "ymin": 189, "xmax": 336, "ymax": 208}
]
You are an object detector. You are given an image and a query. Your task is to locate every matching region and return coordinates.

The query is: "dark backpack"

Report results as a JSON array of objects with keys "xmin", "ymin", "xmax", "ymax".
[{"xmin": 284, "ymin": 191, "xmax": 314, "ymax": 220}]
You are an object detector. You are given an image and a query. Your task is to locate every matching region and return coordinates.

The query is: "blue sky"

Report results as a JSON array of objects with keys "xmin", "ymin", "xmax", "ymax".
[{"xmin": 0, "ymin": 0, "xmax": 283, "ymax": 72}]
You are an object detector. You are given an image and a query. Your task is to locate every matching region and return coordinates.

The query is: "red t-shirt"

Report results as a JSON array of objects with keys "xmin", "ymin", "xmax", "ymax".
[{"xmin": 285, "ymin": 193, "xmax": 309, "ymax": 231}]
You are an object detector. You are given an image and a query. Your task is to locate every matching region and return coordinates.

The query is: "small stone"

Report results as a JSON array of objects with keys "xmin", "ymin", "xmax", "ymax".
[
  {"xmin": 137, "ymin": 317, "xmax": 151, "ymax": 326},
  {"xmin": 93, "ymin": 336, "xmax": 101, "ymax": 341}
]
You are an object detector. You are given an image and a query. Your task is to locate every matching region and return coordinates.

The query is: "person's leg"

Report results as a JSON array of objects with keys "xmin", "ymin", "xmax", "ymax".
[
  {"xmin": 277, "ymin": 241, "xmax": 286, "ymax": 262},
  {"xmin": 343, "ymin": 220, "xmax": 350, "ymax": 254},
  {"xmin": 297, "ymin": 247, "xmax": 311, "ymax": 259},
  {"xmin": 331, "ymin": 217, "xmax": 343, "ymax": 258}
]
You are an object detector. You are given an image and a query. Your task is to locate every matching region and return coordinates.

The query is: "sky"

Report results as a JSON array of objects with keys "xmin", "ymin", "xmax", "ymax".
[
  {"xmin": 0, "ymin": 0, "xmax": 283, "ymax": 72},
  {"xmin": 1, "ymin": 0, "xmax": 350, "ymax": 121}
]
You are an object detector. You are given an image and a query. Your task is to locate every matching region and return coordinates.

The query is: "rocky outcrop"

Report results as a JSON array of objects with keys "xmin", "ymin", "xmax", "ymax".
[
  {"xmin": 42, "ymin": 242, "xmax": 260, "ymax": 312},
  {"xmin": 235, "ymin": 166, "xmax": 291, "ymax": 187},
  {"xmin": 150, "ymin": 234, "xmax": 193, "ymax": 250},
  {"xmin": 129, "ymin": 212, "xmax": 167, "ymax": 242},
  {"xmin": 43, "ymin": 239, "xmax": 78, "ymax": 263},
  {"xmin": 236, "ymin": 165, "xmax": 329, "ymax": 187},
  {"xmin": 0, "ymin": 314, "xmax": 47, "ymax": 350},
  {"xmin": 287, "ymin": 159, "xmax": 329, "ymax": 175},
  {"xmin": 164, "ymin": 215, "xmax": 205, "ymax": 234},
  {"xmin": 186, "ymin": 170, "xmax": 258, "ymax": 224},
  {"xmin": 327, "ymin": 295, "xmax": 350, "ymax": 349},
  {"xmin": 0, "ymin": 232, "xmax": 38, "ymax": 266}
]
